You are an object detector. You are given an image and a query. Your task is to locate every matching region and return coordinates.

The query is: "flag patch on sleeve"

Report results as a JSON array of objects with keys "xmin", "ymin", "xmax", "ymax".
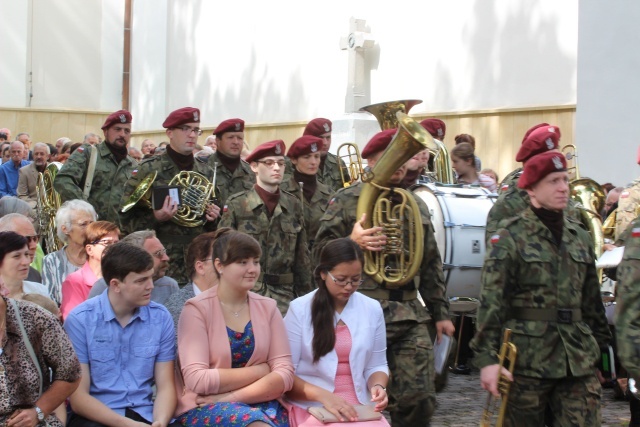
[
  {"xmin": 500, "ymin": 184, "xmax": 509, "ymax": 192},
  {"xmin": 490, "ymin": 234, "xmax": 500, "ymax": 244},
  {"xmin": 622, "ymin": 191, "xmax": 630, "ymax": 198},
  {"xmin": 632, "ymin": 228, "xmax": 640, "ymax": 238},
  {"xmin": 223, "ymin": 205, "xmax": 228, "ymax": 213}
]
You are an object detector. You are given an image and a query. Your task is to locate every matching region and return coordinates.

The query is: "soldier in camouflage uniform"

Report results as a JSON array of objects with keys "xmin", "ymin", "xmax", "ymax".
[
  {"xmin": 54, "ymin": 110, "xmax": 136, "ymax": 225},
  {"xmin": 486, "ymin": 124, "xmax": 582, "ymax": 240},
  {"xmin": 280, "ymin": 135, "xmax": 333, "ymax": 250},
  {"xmin": 207, "ymin": 118, "xmax": 255, "ymax": 208},
  {"xmin": 471, "ymin": 151, "xmax": 611, "ymax": 427},
  {"xmin": 301, "ymin": 118, "xmax": 348, "ymax": 192},
  {"xmin": 616, "ymin": 175, "xmax": 640, "ymax": 241},
  {"xmin": 218, "ymin": 139, "xmax": 312, "ymax": 315},
  {"xmin": 313, "ymin": 129, "xmax": 454, "ymax": 427},
  {"xmin": 119, "ymin": 107, "xmax": 220, "ymax": 285}
]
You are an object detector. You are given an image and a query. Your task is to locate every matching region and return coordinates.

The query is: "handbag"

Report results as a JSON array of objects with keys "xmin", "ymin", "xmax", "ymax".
[{"xmin": 307, "ymin": 405, "xmax": 382, "ymax": 424}]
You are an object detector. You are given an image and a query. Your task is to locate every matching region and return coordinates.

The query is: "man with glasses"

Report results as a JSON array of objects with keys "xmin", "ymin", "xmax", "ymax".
[
  {"xmin": 207, "ymin": 118, "xmax": 255, "ymax": 209},
  {"xmin": 219, "ymin": 139, "xmax": 312, "ymax": 315},
  {"xmin": 119, "ymin": 107, "xmax": 220, "ymax": 285},
  {"xmin": 54, "ymin": 110, "xmax": 137, "ymax": 225}
]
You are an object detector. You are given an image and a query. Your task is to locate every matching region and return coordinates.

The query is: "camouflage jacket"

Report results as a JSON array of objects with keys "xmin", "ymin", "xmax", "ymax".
[
  {"xmin": 471, "ymin": 208, "xmax": 611, "ymax": 378},
  {"xmin": 218, "ymin": 186, "xmax": 313, "ymax": 297},
  {"xmin": 486, "ymin": 168, "xmax": 583, "ymax": 241},
  {"xmin": 206, "ymin": 152, "xmax": 255, "ymax": 208},
  {"xmin": 118, "ymin": 153, "xmax": 216, "ymax": 284},
  {"xmin": 312, "ymin": 182, "xmax": 449, "ymax": 324},
  {"xmin": 615, "ymin": 215, "xmax": 640, "ymax": 378},
  {"xmin": 319, "ymin": 152, "xmax": 348, "ymax": 193},
  {"xmin": 54, "ymin": 142, "xmax": 136, "ymax": 225},
  {"xmin": 279, "ymin": 175, "xmax": 333, "ymax": 250},
  {"xmin": 616, "ymin": 178, "xmax": 640, "ymax": 240}
]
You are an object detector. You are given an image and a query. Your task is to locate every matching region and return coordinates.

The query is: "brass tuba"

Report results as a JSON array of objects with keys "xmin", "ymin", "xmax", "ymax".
[
  {"xmin": 336, "ymin": 143, "xmax": 364, "ymax": 187},
  {"xmin": 36, "ymin": 162, "xmax": 63, "ymax": 252},
  {"xmin": 355, "ymin": 112, "xmax": 431, "ymax": 287},
  {"xmin": 481, "ymin": 329, "xmax": 517, "ymax": 427}
]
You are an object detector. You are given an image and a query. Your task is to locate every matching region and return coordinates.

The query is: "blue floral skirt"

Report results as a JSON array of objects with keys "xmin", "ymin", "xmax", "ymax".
[{"xmin": 177, "ymin": 400, "xmax": 289, "ymax": 426}]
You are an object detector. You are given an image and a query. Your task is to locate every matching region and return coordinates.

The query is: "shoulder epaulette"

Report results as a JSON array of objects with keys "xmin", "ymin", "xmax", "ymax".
[{"xmin": 226, "ymin": 190, "xmax": 248, "ymax": 201}]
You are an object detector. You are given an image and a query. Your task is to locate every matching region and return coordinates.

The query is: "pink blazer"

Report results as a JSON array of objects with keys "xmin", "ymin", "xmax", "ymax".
[
  {"xmin": 60, "ymin": 262, "xmax": 98, "ymax": 320},
  {"xmin": 175, "ymin": 286, "xmax": 294, "ymax": 416}
]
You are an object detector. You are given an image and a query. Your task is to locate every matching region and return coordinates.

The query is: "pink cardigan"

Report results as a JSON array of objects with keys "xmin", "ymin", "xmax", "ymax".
[
  {"xmin": 60, "ymin": 262, "xmax": 98, "ymax": 320},
  {"xmin": 175, "ymin": 286, "xmax": 294, "ymax": 416}
]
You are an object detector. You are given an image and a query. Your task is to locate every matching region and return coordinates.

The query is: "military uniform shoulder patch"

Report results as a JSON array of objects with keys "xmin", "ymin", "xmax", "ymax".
[
  {"xmin": 622, "ymin": 191, "xmax": 630, "ymax": 199},
  {"xmin": 490, "ymin": 234, "xmax": 500, "ymax": 244},
  {"xmin": 226, "ymin": 190, "xmax": 247, "ymax": 202},
  {"xmin": 633, "ymin": 227, "xmax": 640, "ymax": 238}
]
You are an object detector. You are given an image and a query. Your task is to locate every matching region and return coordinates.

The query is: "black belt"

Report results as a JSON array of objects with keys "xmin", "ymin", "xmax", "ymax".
[
  {"xmin": 258, "ymin": 272, "xmax": 294, "ymax": 285},
  {"xmin": 509, "ymin": 308, "xmax": 582, "ymax": 324}
]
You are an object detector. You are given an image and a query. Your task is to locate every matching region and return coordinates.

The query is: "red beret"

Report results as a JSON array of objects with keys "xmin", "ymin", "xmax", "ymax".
[
  {"xmin": 361, "ymin": 129, "xmax": 396, "ymax": 159},
  {"xmin": 101, "ymin": 110, "xmax": 132, "ymax": 130},
  {"xmin": 420, "ymin": 118, "xmax": 446, "ymax": 139},
  {"xmin": 162, "ymin": 107, "xmax": 200, "ymax": 129},
  {"xmin": 214, "ymin": 118, "xmax": 244, "ymax": 136},
  {"xmin": 521, "ymin": 122, "xmax": 549, "ymax": 143},
  {"xmin": 518, "ymin": 151, "xmax": 567, "ymax": 189},
  {"xmin": 515, "ymin": 125, "xmax": 561, "ymax": 163},
  {"xmin": 287, "ymin": 135, "xmax": 322, "ymax": 158},
  {"xmin": 303, "ymin": 118, "xmax": 332, "ymax": 137},
  {"xmin": 245, "ymin": 140, "xmax": 286, "ymax": 163}
]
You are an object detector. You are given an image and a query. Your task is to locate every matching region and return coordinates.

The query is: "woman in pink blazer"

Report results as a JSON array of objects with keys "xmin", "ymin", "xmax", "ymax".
[{"xmin": 175, "ymin": 228, "xmax": 294, "ymax": 427}]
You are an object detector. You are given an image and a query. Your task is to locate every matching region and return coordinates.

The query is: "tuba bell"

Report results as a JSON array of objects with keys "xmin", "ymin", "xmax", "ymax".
[
  {"xmin": 356, "ymin": 111, "xmax": 431, "ymax": 287},
  {"xmin": 36, "ymin": 162, "xmax": 63, "ymax": 253}
]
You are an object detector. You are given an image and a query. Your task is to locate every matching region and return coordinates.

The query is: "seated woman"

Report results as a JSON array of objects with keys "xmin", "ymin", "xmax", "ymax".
[
  {"xmin": 60, "ymin": 221, "xmax": 120, "ymax": 319},
  {"xmin": 0, "ymin": 231, "xmax": 49, "ymax": 299},
  {"xmin": 176, "ymin": 228, "xmax": 294, "ymax": 427},
  {"xmin": 284, "ymin": 238, "xmax": 389, "ymax": 426}
]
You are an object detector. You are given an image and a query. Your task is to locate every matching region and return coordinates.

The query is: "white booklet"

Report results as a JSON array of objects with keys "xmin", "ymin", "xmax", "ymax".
[
  {"xmin": 596, "ymin": 246, "xmax": 625, "ymax": 268},
  {"xmin": 433, "ymin": 334, "xmax": 453, "ymax": 375}
]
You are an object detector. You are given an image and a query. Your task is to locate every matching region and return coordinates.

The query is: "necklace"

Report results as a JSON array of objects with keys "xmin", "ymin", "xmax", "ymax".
[{"xmin": 220, "ymin": 297, "xmax": 248, "ymax": 317}]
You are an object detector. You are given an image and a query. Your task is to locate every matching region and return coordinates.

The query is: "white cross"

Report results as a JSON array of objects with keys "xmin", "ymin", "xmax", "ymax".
[{"xmin": 339, "ymin": 17, "xmax": 375, "ymax": 113}]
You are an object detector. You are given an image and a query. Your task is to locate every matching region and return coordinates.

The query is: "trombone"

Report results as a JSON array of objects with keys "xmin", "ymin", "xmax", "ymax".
[
  {"xmin": 336, "ymin": 143, "xmax": 364, "ymax": 187},
  {"xmin": 481, "ymin": 329, "xmax": 517, "ymax": 427}
]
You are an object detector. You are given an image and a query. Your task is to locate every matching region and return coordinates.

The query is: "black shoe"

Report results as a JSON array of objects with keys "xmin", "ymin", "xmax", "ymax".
[{"xmin": 449, "ymin": 364, "xmax": 471, "ymax": 375}]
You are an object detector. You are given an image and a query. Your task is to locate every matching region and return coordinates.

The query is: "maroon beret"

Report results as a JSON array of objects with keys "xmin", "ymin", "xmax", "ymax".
[
  {"xmin": 521, "ymin": 122, "xmax": 550, "ymax": 143},
  {"xmin": 101, "ymin": 110, "xmax": 132, "ymax": 130},
  {"xmin": 245, "ymin": 140, "xmax": 286, "ymax": 163},
  {"xmin": 420, "ymin": 118, "xmax": 446, "ymax": 139},
  {"xmin": 303, "ymin": 118, "xmax": 332, "ymax": 137},
  {"xmin": 361, "ymin": 129, "xmax": 397, "ymax": 159},
  {"xmin": 214, "ymin": 118, "xmax": 244, "ymax": 136},
  {"xmin": 287, "ymin": 135, "xmax": 323, "ymax": 158},
  {"xmin": 518, "ymin": 151, "xmax": 567, "ymax": 189},
  {"xmin": 515, "ymin": 125, "xmax": 561, "ymax": 163},
  {"xmin": 162, "ymin": 107, "xmax": 200, "ymax": 129}
]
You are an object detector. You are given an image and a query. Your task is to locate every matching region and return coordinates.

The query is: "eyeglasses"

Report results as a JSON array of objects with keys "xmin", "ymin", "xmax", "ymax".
[
  {"xmin": 175, "ymin": 126, "xmax": 203, "ymax": 136},
  {"xmin": 152, "ymin": 248, "xmax": 168, "ymax": 259},
  {"xmin": 326, "ymin": 271, "xmax": 364, "ymax": 288},
  {"xmin": 91, "ymin": 239, "xmax": 117, "ymax": 247},
  {"xmin": 25, "ymin": 234, "xmax": 40, "ymax": 243},
  {"xmin": 256, "ymin": 160, "xmax": 285, "ymax": 168},
  {"xmin": 72, "ymin": 220, "xmax": 94, "ymax": 228}
]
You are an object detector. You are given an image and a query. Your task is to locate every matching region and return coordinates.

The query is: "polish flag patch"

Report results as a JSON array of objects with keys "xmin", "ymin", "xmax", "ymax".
[
  {"xmin": 329, "ymin": 198, "xmax": 335, "ymax": 205},
  {"xmin": 77, "ymin": 147, "xmax": 84, "ymax": 153},
  {"xmin": 632, "ymin": 228, "xmax": 640, "ymax": 238},
  {"xmin": 223, "ymin": 205, "xmax": 228, "ymax": 213},
  {"xmin": 500, "ymin": 184, "xmax": 509, "ymax": 192},
  {"xmin": 490, "ymin": 234, "xmax": 500, "ymax": 244},
  {"xmin": 622, "ymin": 191, "xmax": 630, "ymax": 198},
  {"xmin": 132, "ymin": 169, "xmax": 138, "ymax": 176}
]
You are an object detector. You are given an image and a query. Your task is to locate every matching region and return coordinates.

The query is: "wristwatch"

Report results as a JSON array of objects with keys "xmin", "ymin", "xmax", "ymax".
[{"xmin": 34, "ymin": 406, "xmax": 44, "ymax": 422}]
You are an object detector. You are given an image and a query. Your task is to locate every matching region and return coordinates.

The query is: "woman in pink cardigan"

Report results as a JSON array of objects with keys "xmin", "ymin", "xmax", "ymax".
[{"xmin": 176, "ymin": 228, "xmax": 295, "ymax": 427}]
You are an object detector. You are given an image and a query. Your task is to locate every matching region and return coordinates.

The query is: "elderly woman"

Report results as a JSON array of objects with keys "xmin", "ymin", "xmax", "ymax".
[
  {"xmin": 42, "ymin": 200, "xmax": 97, "ymax": 305},
  {"xmin": 0, "ymin": 292, "xmax": 81, "ymax": 426},
  {"xmin": 60, "ymin": 221, "xmax": 120, "ymax": 319},
  {"xmin": 0, "ymin": 231, "xmax": 49, "ymax": 299}
]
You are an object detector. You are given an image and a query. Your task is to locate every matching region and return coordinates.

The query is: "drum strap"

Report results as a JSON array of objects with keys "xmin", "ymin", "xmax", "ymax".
[{"xmin": 509, "ymin": 307, "xmax": 582, "ymax": 324}]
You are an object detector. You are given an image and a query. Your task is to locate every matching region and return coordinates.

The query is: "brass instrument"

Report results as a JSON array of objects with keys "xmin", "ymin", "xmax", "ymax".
[
  {"xmin": 336, "ymin": 142, "xmax": 364, "ymax": 187},
  {"xmin": 36, "ymin": 162, "xmax": 63, "ymax": 252},
  {"xmin": 481, "ymin": 329, "xmax": 517, "ymax": 427},
  {"xmin": 562, "ymin": 144, "xmax": 579, "ymax": 181},
  {"xmin": 360, "ymin": 99, "xmax": 423, "ymax": 130},
  {"xmin": 356, "ymin": 112, "xmax": 431, "ymax": 287},
  {"xmin": 121, "ymin": 171, "xmax": 157, "ymax": 212},
  {"xmin": 602, "ymin": 208, "xmax": 617, "ymax": 241}
]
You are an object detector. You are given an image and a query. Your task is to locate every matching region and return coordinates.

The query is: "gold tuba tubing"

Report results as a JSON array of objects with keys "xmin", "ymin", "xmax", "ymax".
[
  {"xmin": 36, "ymin": 162, "xmax": 63, "ymax": 252},
  {"xmin": 481, "ymin": 329, "xmax": 517, "ymax": 427},
  {"xmin": 356, "ymin": 112, "xmax": 431, "ymax": 287},
  {"xmin": 336, "ymin": 142, "xmax": 364, "ymax": 187}
]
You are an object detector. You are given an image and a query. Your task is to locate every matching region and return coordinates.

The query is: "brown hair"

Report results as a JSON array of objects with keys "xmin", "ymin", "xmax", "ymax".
[
  {"xmin": 186, "ymin": 232, "xmax": 218, "ymax": 280},
  {"xmin": 480, "ymin": 168, "xmax": 499, "ymax": 183},
  {"xmin": 211, "ymin": 228, "xmax": 262, "ymax": 278},
  {"xmin": 454, "ymin": 133, "xmax": 476, "ymax": 149},
  {"xmin": 451, "ymin": 142, "xmax": 475, "ymax": 165},
  {"xmin": 84, "ymin": 221, "xmax": 120, "ymax": 246}
]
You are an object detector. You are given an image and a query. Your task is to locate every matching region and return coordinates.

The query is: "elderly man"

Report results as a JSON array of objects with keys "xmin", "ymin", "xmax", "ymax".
[
  {"xmin": 54, "ymin": 110, "xmax": 136, "ymax": 224},
  {"xmin": 203, "ymin": 135, "xmax": 216, "ymax": 151},
  {"xmin": 83, "ymin": 133, "xmax": 100, "ymax": 146},
  {"xmin": 128, "ymin": 146, "xmax": 142, "ymax": 162},
  {"xmin": 140, "ymin": 138, "xmax": 156, "ymax": 156},
  {"xmin": 0, "ymin": 141, "xmax": 30, "ymax": 197},
  {"xmin": 0, "ymin": 213, "xmax": 43, "ymax": 283},
  {"xmin": 88, "ymin": 230, "xmax": 178, "ymax": 304},
  {"xmin": 16, "ymin": 132, "xmax": 32, "ymax": 160},
  {"xmin": 55, "ymin": 137, "xmax": 71, "ymax": 153},
  {"xmin": 18, "ymin": 142, "xmax": 50, "ymax": 208}
]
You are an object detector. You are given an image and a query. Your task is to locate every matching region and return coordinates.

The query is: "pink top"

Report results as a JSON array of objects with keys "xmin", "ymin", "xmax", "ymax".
[
  {"xmin": 60, "ymin": 262, "xmax": 98, "ymax": 320},
  {"xmin": 175, "ymin": 286, "xmax": 295, "ymax": 416}
]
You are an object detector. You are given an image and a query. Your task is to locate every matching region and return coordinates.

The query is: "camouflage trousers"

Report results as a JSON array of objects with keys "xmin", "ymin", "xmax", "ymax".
[
  {"xmin": 252, "ymin": 281, "xmax": 294, "ymax": 317},
  {"xmin": 164, "ymin": 241, "xmax": 190, "ymax": 286},
  {"xmin": 386, "ymin": 319, "xmax": 435, "ymax": 427},
  {"xmin": 503, "ymin": 374, "xmax": 602, "ymax": 427}
]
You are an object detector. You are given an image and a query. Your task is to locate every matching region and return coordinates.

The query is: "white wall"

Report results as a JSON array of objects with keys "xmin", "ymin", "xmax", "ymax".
[
  {"xmin": 576, "ymin": 0, "xmax": 640, "ymax": 187},
  {"xmin": 0, "ymin": 0, "xmax": 30, "ymax": 107}
]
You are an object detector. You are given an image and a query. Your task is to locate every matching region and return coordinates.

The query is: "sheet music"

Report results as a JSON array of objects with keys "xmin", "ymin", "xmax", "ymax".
[{"xmin": 596, "ymin": 246, "xmax": 625, "ymax": 269}]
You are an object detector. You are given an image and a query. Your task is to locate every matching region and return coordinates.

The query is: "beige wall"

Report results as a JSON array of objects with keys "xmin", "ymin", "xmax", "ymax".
[{"xmin": 1, "ymin": 105, "xmax": 575, "ymax": 182}]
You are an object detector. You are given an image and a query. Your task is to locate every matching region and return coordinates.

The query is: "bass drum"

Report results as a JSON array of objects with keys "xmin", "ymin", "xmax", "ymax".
[{"xmin": 413, "ymin": 183, "xmax": 496, "ymax": 299}]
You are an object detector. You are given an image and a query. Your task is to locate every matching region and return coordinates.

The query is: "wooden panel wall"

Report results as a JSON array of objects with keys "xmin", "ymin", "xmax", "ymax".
[{"xmin": 1, "ymin": 105, "xmax": 575, "ymax": 182}]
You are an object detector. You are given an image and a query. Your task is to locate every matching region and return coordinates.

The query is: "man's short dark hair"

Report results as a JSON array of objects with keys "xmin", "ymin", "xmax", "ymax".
[
  {"xmin": 0, "ymin": 132, "xmax": 7, "ymax": 141},
  {"xmin": 101, "ymin": 241, "xmax": 154, "ymax": 284}
]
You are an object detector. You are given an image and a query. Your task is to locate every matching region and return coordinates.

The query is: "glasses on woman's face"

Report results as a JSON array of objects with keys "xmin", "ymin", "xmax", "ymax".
[
  {"xmin": 91, "ymin": 239, "xmax": 117, "ymax": 247},
  {"xmin": 326, "ymin": 271, "xmax": 364, "ymax": 288}
]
